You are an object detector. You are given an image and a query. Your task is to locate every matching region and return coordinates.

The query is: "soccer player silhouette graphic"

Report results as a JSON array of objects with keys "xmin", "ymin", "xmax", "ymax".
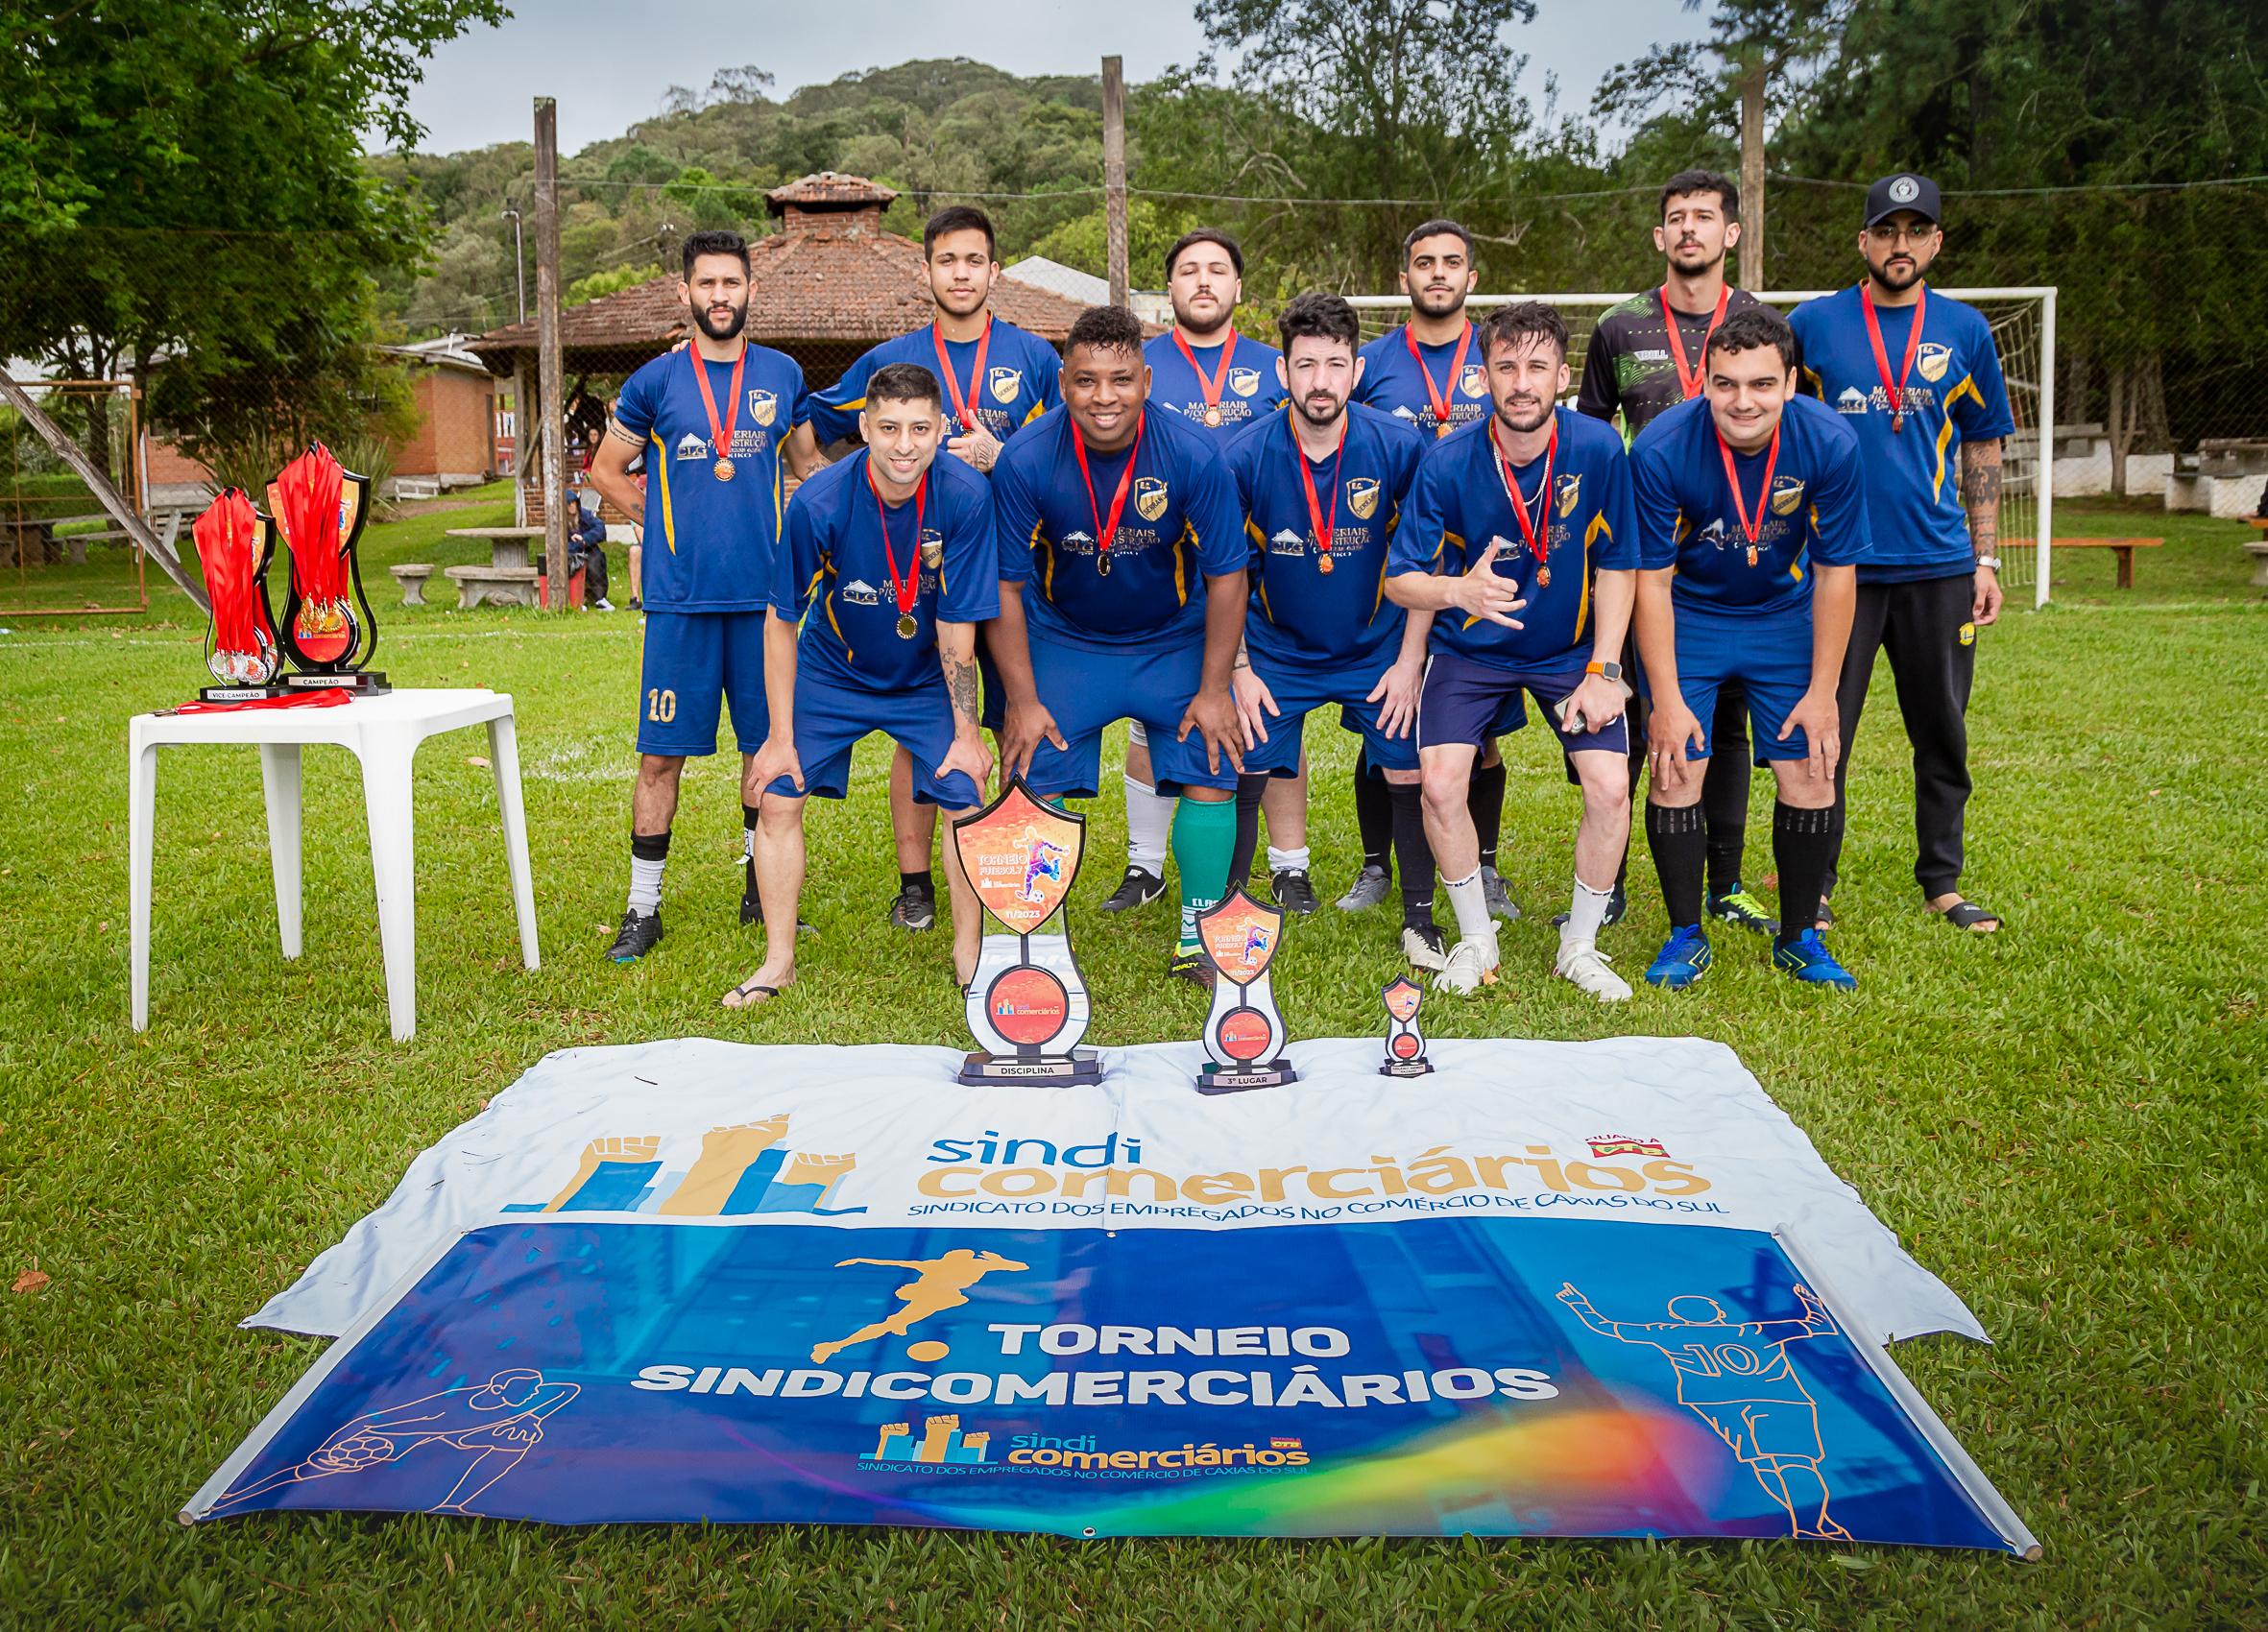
[{"xmin": 809, "ymin": 1249, "xmax": 1029, "ymax": 1364}]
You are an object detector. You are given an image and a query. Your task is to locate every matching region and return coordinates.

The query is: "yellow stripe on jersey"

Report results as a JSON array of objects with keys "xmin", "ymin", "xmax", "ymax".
[
  {"xmin": 1030, "ymin": 518, "xmax": 1054, "ymax": 602},
  {"xmin": 1020, "ymin": 401, "xmax": 1046, "ymax": 427},
  {"xmin": 650, "ymin": 435, "xmax": 678, "ymax": 553},
  {"xmin": 1577, "ymin": 512, "xmax": 1613, "ymax": 644},
  {"xmin": 1933, "ymin": 374, "xmax": 1982, "ymax": 501},
  {"xmin": 1173, "ymin": 520, "xmax": 1194, "ymax": 607}
]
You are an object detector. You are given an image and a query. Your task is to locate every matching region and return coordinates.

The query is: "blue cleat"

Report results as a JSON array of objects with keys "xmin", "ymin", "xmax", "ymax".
[
  {"xmin": 1773, "ymin": 929, "xmax": 1857, "ymax": 988},
  {"xmin": 1643, "ymin": 925, "xmax": 1713, "ymax": 989}
]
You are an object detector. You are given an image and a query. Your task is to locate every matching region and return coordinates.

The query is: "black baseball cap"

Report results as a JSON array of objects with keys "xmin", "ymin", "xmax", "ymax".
[{"xmin": 1864, "ymin": 173, "xmax": 1942, "ymax": 228}]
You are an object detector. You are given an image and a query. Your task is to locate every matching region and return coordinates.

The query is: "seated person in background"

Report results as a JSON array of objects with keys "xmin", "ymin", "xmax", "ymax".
[{"xmin": 563, "ymin": 482, "xmax": 614, "ymax": 611}]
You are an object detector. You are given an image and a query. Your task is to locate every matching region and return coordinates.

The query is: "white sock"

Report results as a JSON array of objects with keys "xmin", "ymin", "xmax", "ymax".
[
  {"xmin": 1563, "ymin": 876, "xmax": 1613, "ymax": 948},
  {"xmin": 628, "ymin": 856, "xmax": 665, "ymax": 914},
  {"xmin": 1444, "ymin": 869, "xmax": 1492, "ymax": 942},
  {"xmin": 1124, "ymin": 774, "xmax": 1171, "ymax": 874},
  {"xmin": 1267, "ymin": 844, "xmax": 1311, "ymax": 874}
]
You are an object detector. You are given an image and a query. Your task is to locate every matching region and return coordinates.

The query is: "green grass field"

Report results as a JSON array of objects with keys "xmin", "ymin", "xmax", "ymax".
[{"xmin": 2, "ymin": 497, "xmax": 2263, "ymax": 1628}]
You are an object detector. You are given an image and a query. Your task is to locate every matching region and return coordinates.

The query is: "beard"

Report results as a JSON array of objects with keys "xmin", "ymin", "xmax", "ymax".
[
  {"xmin": 1410, "ymin": 282, "xmax": 1466, "ymax": 320},
  {"xmin": 1173, "ymin": 299, "xmax": 1230, "ymax": 338},
  {"xmin": 691, "ymin": 298, "xmax": 748, "ymax": 342},
  {"xmin": 1292, "ymin": 389, "xmax": 1347, "ymax": 430},
  {"xmin": 1868, "ymin": 252, "xmax": 1924, "ymax": 293},
  {"xmin": 1667, "ymin": 241, "xmax": 1725, "ymax": 276},
  {"xmin": 1494, "ymin": 395, "xmax": 1553, "ymax": 435}
]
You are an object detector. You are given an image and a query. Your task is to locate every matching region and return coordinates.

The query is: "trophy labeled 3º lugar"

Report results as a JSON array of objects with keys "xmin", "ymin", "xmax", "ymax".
[
  {"xmin": 1194, "ymin": 889, "xmax": 1298, "ymax": 1093},
  {"xmin": 953, "ymin": 779, "xmax": 1100, "ymax": 1085},
  {"xmin": 1378, "ymin": 975, "xmax": 1434, "ymax": 1077},
  {"xmin": 269, "ymin": 443, "xmax": 388, "ymax": 694}
]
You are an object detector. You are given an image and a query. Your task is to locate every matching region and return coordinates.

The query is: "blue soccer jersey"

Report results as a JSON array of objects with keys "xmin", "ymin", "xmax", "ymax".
[
  {"xmin": 612, "ymin": 342, "xmax": 808, "ymax": 612},
  {"xmin": 1145, "ymin": 329, "xmax": 1287, "ymax": 441},
  {"xmin": 1390, "ymin": 407, "xmax": 1640, "ymax": 672},
  {"xmin": 1355, "ymin": 322, "xmax": 1493, "ymax": 440},
  {"xmin": 992, "ymin": 402, "xmax": 1245, "ymax": 649},
  {"xmin": 771, "ymin": 450, "xmax": 998, "ymax": 694},
  {"xmin": 1224, "ymin": 402, "xmax": 1426, "ymax": 670},
  {"xmin": 1631, "ymin": 395, "xmax": 1871, "ymax": 615},
  {"xmin": 807, "ymin": 317, "xmax": 1062, "ymax": 449},
  {"xmin": 1788, "ymin": 284, "xmax": 2015, "ymax": 583}
]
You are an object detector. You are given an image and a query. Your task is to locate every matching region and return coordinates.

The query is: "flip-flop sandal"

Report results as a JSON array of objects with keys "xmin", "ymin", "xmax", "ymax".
[
  {"xmin": 721, "ymin": 978, "xmax": 784, "ymax": 1009},
  {"xmin": 1937, "ymin": 900, "xmax": 2002, "ymax": 932}
]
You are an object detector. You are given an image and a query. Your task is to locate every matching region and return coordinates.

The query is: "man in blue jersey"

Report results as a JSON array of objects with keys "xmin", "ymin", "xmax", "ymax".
[
  {"xmin": 988, "ymin": 305, "xmax": 1249, "ymax": 983},
  {"xmin": 1789, "ymin": 174, "xmax": 2015, "ymax": 934},
  {"xmin": 1388, "ymin": 301, "xmax": 1641, "ymax": 1002},
  {"xmin": 808, "ymin": 205, "xmax": 1063, "ymax": 940},
  {"xmin": 588, "ymin": 228, "xmax": 826, "ymax": 963},
  {"xmin": 1631, "ymin": 307, "xmax": 1870, "ymax": 989},
  {"xmin": 730, "ymin": 363, "xmax": 997, "ymax": 1007},
  {"xmin": 1122, "ymin": 229, "xmax": 1298, "ymax": 915},
  {"xmin": 1222, "ymin": 294, "xmax": 1434, "ymax": 961},
  {"xmin": 1353, "ymin": 218, "xmax": 1522, "ymax": 927}
]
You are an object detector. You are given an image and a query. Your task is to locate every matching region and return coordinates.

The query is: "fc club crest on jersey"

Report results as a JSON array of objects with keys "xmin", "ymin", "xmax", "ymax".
[
  {"xmin": 1228, "ymin": 367, "xmax": 1263, "ymax": 398},
  {"xmin": 747, "ymin": 388, "xmax": 779, "ymax": 427},
  {"xmin": 1556, "ymin": 472, "xmax": 1582, "ymax": 518},
  {"xmin": 1769, "ymin": 475, "xmax": 1807, "ymax": 517},
  {"xmin": 1346, "ymin": 477, "xmax": 1381, "ymax": 520},
  {"xmin": 919, "ymin": 528, "xmax": 945, "ymax": 569},
  {"xmin": 1917, "ymin": 342, "xmax": 1953, "ymax": 383},
  {"xmin": 1134, "ymin": 477, "xmax": 1170, "ymax": 522},
  {"xmin": 987, "ymin": 367, "xmax": 1022, "ymax": 405},
  {"xmin": 1459, "ymin": 364, "xmax": 1487, "ymax": 397}
]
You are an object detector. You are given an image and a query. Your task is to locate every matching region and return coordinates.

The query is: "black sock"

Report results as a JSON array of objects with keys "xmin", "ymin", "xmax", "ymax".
[
  {"xmin": 1646, "ymin": 803, "xmax": 1706, "ymax": 930},
  {"xmin": 743, "ymin": 803, "xmax": 760, "ymax": 888},
  {"xmin": 1772, "ymin": 804, "xmax": 1843, "ymax": 948},
  {"xmin": 1228, "ymin": 772, "xmax": 1269, "ymax": 889},
  {"xmin": 1468, "ymin": 759, "xmax": 1507, "ymax": 872},
  {"xmin": 900, "ymin": 869, "xmax": 935, "ymax": 898},
  {"xmin": 1388, "ymin": 780, "xmax": 1436, "ymax": 920},
  {"xmin": 1707, "ymin": 824, "xmax": 1748, "ymax": 899},
  {"xmin": 631, "ymin": 829, "xmax": 671, "ymax": 862},
  {"xmin": 1354, "ymin": 754, "xmax": 1393, "ymax": 872}
]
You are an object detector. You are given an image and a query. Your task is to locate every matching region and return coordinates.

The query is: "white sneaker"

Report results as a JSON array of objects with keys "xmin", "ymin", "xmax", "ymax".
[
  {"xmin": 1401, "ymin": 923, "xmax": 1449, "ymax": 971},
  {"xmin": 1556, "ymin": 938, "xmax": 1632, "ymax": 1003},
  {"xmin": 596, "ymin": 597, "xmax": 616, "ymax": 612},
  {"xmin": 1436, "ymin": 933, "xmax": 1500, "ymax": 996},
  {"xmin": 1481, "ymin": 865, "xmax": 1523, "ymax": 923}
]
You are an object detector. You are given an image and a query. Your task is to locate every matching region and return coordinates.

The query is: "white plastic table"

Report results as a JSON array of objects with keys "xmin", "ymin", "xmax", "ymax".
[{"xmin": 129, "ymin": 687, "xmax": 540, "ymax": 1042}]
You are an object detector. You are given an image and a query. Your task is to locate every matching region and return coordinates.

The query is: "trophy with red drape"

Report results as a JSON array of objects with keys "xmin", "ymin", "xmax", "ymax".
[
  {"xmin": 268, "ymin": 443, "xmax": 387, "ymax": 693},
  {"xmin": 190, "ymin": 488, "xmax": 285, "ymax": 701}
]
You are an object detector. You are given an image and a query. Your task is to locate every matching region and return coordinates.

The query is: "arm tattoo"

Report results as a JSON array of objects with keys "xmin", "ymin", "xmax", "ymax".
[
  {"xmin": 604, "ymin": 418, "xmax": 642, "ymax": 447},
  {"xmin": 1960, "ymin": 439, "xmax": 2003, "ymax": 557},
  {"xmin": 942, "ymin": 649, "xmax": 979, "ymax": 729}
]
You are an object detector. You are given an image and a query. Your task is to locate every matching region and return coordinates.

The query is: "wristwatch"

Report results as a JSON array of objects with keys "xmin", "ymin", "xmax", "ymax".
[
  {"xmin": 1974, "ymin": 556, "xmax": 2001, "ymax": 571},
  {"xmin": 1585, "ymin": 660, "xmax": 1624, "ymax": 683}
]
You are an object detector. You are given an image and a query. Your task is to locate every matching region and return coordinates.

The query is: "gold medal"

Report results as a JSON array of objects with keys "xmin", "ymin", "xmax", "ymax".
[
  {"xmin": 1317, "ymin": 551, "xmax": 1335, "ymax": 575},
  {"xmin": 713, "ymin": 457, "xmax": 735, "ymax": 482},
  {"xmin": 1096, "ymin": 551, "xmax": 1112, "ymax": 577},
  {"xmin": 1535, "ymin": 564, "xmax": 1551, "ymax": 588},
  {"xmin": 1202, "ymin": 403, "xmax": 1224, "ymax": 427},
  {"xmin": 896, "ymin": 612, "xmax": 918, "ymax": 639},
  {"xmin": 1747, "ymin": 545, "xmax": 1759, "ymax": 567}
]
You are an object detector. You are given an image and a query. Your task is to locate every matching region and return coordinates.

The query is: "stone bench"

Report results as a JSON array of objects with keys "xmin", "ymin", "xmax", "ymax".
[
  {"xmin": 2242, "ymin": 517, "xmax": 2268, "ymax": 589},
  {"xmin": 389, "ymin": 563, "xmax": 436, "ymax": 606},
  {"xmin": 2051, "ymin": 536, "xmax": 2162, "ymax": 590},
  {"xmin": 443, "ymin": 564, "xmax": 541, "ymax": 610}
]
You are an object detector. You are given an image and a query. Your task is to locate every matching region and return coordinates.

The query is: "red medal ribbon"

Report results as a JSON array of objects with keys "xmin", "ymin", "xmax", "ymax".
[
  {"xmin": 932, "ymin": 315, "xmax": 994, "ymax": 435},
  {"xmin": 1716, "ymin": 421, "xmax": 1782, "ymax": 552},
  {"xmin": 1172, "ymin": 329, "xmax": 1238, "ymax": 414},
  {"xmin": 1491, "ymin": 413, "xmax": 1558, "ymax": 565},
  {"xmin": 866, "ymin": 456, "xmax": 928, "ymax": 622},
  {"xmin": 1860, "ymin": 281, "xmax": 1927, "ymax": 433},
  {"xmin": 1404, "ymin": 321, "xmax": 1474, "ymax": 433},
  {"xmin": 688, "ymin": 342, "xmax": 746, "ymax": 473},
  {"xmin": 1293, "ymin": 418, "xmax": 1348, "ymax": 569},
  {"xmin": 1660, "ymin": 284, "xmax": 1731, "ymax": 401},
  {"xmin": 1071, "ymin": 409, "xmax": 1147, "ymax": 570}
]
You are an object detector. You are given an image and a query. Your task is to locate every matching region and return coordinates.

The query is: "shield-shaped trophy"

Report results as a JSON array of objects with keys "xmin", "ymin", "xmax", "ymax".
[
  {"xmin": 1194, "ymin": 889, "xmax": 1299, "ymax": 1093},
  {"xmin": 269, "ymin": 443, "xmax": 388, "ymax": 694},
  {"xmin": 1378, "ymin": 975, "xmax": 1434, "ymax": 1078},
  {"xmin": 191, "ymin": 489, "xmax": 287, "ymax": 701},
  {"xmin": 953, "ymin": 779, "xmax": 1100, "ymax": 1085}
]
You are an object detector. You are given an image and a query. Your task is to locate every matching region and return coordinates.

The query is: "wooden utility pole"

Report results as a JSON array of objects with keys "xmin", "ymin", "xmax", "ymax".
[
  {"xmin": 1101, "ymin": 57, "xmax": 1129, "ymax": 308},
  {"xmin": 1738, "ymin": 56, "xmax": 1767, "ymax": 290},
  {"xmin": 533, "ymin": 96, "xmax": 567, "ymax": 608}
]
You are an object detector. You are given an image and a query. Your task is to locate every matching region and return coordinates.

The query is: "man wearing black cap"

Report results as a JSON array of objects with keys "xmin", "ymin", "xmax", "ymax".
[{"xmin": 1788, "ymin": 174, "xmax": 2015, "ymax": 933}]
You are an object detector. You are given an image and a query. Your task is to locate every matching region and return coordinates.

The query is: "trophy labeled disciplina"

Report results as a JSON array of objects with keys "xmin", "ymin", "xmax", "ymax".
[
  {"xmin": 1378, "ymin": 975, "xmax": 1434, "ymax": 1077},
  {"xmin": 1194, "ymin": 889, "xmax": 1298, "ymax": 1093},
  {"xmin": 268, "ymin": 443, "xmax": 388, "ymax": 694},
  {"xmin": 190, "ymin": 488, "xmax": 286, "ymax": 702},
  {"xmin": 953, "ymin": 779, "xmax": 1100, "ymax": 1085}
]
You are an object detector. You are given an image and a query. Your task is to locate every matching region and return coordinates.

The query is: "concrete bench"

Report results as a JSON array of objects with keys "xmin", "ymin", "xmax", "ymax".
[
  {"xmin": 2242, "ymin": 517, "xmax": 2268, "ymax": 589},
  {"xmin": 2051, "ymin": 536, "xmax": 2162, "ymax": 590},
  {"xmin": 443, "ymin": 564, "xmax": 541, "ymax": 610},
  {"xmin": 389, "ymin": 563, "xmax": 436, "ymax": 606},
  {"xmin": 392, "ymin": 477, "xmax": 442, "ymax": 502}
]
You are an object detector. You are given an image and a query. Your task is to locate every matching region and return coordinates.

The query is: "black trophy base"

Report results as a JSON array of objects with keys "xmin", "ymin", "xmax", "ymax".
[
  {"xmin": 1379, "ymin": 1056, "xmax": 1436, "ymax": 1078},
  {"xmin": 958, "ymin": 1047, "xmax": 1102, "ymax": 1086},
  {"xmin": 1197, "ymin": 1060, "xmax": 1300, "ymax": 1095},
  {"xmin": 284, "ymin": 670, "xmax": 391, "ymax": 695},
  {"xmin": 197, "ymin": 684, "xmax": 293, "ymax": 703}
]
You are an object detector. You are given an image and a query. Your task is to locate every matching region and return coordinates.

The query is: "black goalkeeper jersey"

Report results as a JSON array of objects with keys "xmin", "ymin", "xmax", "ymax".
[{"xmin": 1576, "ymin": 284, "xmax": 1768, "ymax": 442}]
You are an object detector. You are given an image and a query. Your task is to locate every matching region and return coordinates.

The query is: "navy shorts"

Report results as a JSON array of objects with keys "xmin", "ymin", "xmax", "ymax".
[
  {"xmin": 1418, "ymin": 650, "xmax": 1629, "ymax": 759},
  {"xmin": 1640, "ymin": 601, "xmax": 1817, "ymax": 763},
  {"xmin": 1245, "ymin": 648, "xmax": 1420, "ymax": 776},
  {"xmin": 768, "ymin": 672, "xmax": 981, "ymax": 808},
  {"xmin": 637, "ymin": 610, "xmax": 769, "ymax": 756},
  {"xmin": 1024, "ymin": 632, "xmax": 1239, "ymax": 798}
]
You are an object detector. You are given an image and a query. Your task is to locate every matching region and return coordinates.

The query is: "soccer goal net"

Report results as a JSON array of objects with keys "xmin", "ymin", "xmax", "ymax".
[{"xmin": 1345, "ymin": 289, "xmax": 2058, "ymax": 608}]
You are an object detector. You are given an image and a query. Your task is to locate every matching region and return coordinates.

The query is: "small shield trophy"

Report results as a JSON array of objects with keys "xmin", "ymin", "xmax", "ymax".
[
  {"xmin": 269, "ymin": 442, "xmax": 388, "ymax": 694},
  {"xmin": 953, "ymin": 779, "xmax": 1100, "ymax": 1085},
  {"xmin": 1195, "ymin": 889, "xmax": 1299, "ymax": 1093},
  {"xmin": 190, "ymin": 489, "xmax": 286, "ymax": 701},
  {"xmin": 1378, "ymin": 975, "xmax": 1434, "ymax": 1077}
]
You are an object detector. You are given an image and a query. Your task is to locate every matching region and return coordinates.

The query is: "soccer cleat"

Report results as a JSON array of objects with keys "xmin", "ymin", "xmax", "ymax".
[
  {"xmin": 1270, "ymin": 868, "xmax": 1320, "ymax": 916},
  {"xmin": 1550, "ymin": 881, "xmax": 1628, "ymax": 930},
  {"xmin": 740, "ymin": 879, "xmax": 817, "ymax": 937},
  {"xmin": 607, "ymin": 907, "xmax": 663, "ymax": 962},
  {"xmin": 1707, "ymin": 883, "xmax": 1779, "ymax": 935},
  {"xmin": 1100, "ymin": 865, "xmax": 1167, "ymax": 913},
  {"xmin": 888, "ymin": 884, "xmax": 937, "ymax": 932},
  {"xmin": 1480, "ymin": 865, "xmax": 1524, "ymax": 923},
  {"xmin": 1169, "ymin": 948, "xmax": 1216, "ymax": 987},
  {"xmin": 1336, "ymin": 863, "xmax": 1392, "ymax": 912},
  {"xmin": 1401, "ymin": 922, "xmax": 1449, "ymax": 972},
  {"xmin": 1556, "ymin": 939, "xmax": 1633, "ymax": 1003},
  {"xmin": 1773, "ymin": 929, "xmax": 1857, "ymax": 988},
  {"xmin": 1434, "ymin": 932, "xmax": 1500, "ymax": 996},
  {"xmin": 1643, "ymin": 925, "xmax": 1713, "ymax": 989}
]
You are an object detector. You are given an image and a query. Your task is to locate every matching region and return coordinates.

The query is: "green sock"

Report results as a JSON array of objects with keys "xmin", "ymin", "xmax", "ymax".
[{"xmin": 1171, "ymin": 794, "xmax": 1236, "ymax": 954}]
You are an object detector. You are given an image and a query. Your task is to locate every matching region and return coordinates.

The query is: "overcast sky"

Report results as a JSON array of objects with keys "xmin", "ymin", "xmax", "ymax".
[{"xmin": 398, "ymin": 1, "xmax": 1713, "ymax": 156}]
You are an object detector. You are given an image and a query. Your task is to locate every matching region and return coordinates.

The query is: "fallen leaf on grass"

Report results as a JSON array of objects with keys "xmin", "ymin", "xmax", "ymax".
[
  {"xmin": 12, "ymin": 1269, "xmax": 51, "ymax": 1294},
  {"xmin": 467, "ymin": 756, "xmax": 491, "ymax": 769}
]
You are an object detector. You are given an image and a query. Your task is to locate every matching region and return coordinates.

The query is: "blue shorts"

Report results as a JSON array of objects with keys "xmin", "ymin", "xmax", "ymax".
[
  {"xmin": 1643, "ymin": 602, "xmax": 1816, "ymax": 763},
  {"xmin": 1025, "ymin": 633, "xmax": 1239, "ymax": 798},
  {"xmin": 637, "ymin": 610, "xmax": 769, "ymax": 756},
  {"xmin": 1418, "ymin": 651, "xmax": 1629, "ymax": 759},
  {"xmin": 1245, "ymin": 649, "xmax": 1420, "ymax": 776},
  {"xmin": 767, "ymin": 673, "xmax": 981, "ymax": 808}
]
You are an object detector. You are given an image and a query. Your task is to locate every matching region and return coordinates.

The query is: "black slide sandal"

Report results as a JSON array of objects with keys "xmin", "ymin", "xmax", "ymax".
[{"xmin": 1938, "ymin": 900, "xmax": 2002, "ymax": 932}]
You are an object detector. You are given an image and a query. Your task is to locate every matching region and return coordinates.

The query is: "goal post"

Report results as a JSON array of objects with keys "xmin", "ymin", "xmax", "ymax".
[{"xmin": 1343, "ymin": 288, "xmax": 2059, "ymax": 609}]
